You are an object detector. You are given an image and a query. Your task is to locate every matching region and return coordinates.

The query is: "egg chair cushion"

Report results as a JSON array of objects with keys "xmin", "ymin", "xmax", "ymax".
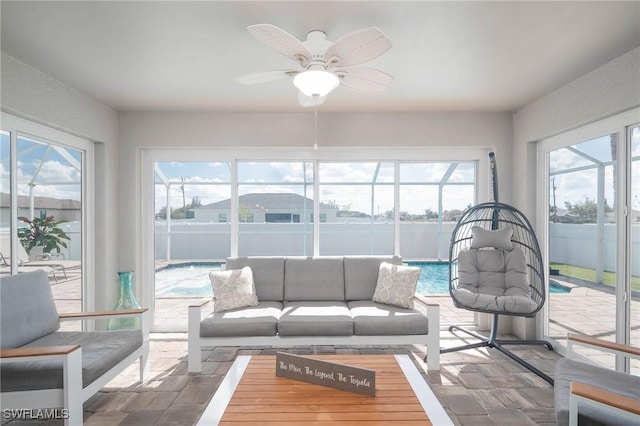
[{"xmin": 452, "ymin": 247, "xmax": 538, "ymax": 314}]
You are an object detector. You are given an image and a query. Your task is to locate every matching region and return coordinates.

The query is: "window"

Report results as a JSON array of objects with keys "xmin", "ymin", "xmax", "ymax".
[
  {"xmin": 144, "ymin": 148, "xmax": 485, "ymax": 331},
  {"xmin": 237, "ymin": 162, "xmax": 313, "ymax": 256},
  {"xmin": 318, "ymin": 162, "xmax": 394, "ymax": 255},
  {"xmin": 399, "ymin": 162, "xmax": 476, "ymax": 259},
  {"xmin": 154, "ymin": 161, "xmax": 231, "ymax": 261}
]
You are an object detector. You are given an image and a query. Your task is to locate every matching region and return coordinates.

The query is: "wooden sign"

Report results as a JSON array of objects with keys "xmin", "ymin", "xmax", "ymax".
[{"xmin": 275, "ymin": 352, "xmax": 376, "ymax": 396}]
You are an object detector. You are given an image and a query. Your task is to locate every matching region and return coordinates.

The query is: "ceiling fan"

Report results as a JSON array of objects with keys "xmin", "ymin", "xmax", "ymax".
[{"xmin": 236, "ymin": 24, "xmax": 393, "ymax": 107}]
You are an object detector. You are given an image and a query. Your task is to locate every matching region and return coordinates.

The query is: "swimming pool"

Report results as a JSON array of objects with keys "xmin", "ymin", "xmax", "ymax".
[
  {"xmin": 155, "ymin": 261, "xmax": 451, "ymax": 297},
  {"xmin": 154, "ymin": 261, "xmax": 570, "ymax": 297}
]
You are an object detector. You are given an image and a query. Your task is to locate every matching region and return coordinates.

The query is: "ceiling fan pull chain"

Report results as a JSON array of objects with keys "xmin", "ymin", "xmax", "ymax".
[{"xmin": 313, "ymin": 100, "xmax": 318, "ymax": 150}]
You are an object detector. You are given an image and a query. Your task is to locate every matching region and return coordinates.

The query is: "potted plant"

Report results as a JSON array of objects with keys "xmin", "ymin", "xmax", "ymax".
[{"xmin": 17, "ymin": 216, "xmax": 71, "ymax": 258}]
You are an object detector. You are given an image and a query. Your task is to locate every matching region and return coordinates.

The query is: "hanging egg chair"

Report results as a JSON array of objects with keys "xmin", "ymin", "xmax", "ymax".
[{"xmin": 437, "ymin": 152, "xmax": 554, "ymax": 386}]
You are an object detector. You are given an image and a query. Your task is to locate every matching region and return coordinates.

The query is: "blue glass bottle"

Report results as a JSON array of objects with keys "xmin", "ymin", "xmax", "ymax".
[{"xmin": 107, "ymin": 271, "xmax": 141, "ymax": 330}]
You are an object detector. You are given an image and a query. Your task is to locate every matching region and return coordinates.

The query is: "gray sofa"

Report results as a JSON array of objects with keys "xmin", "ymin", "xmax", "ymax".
[
  {"xmin": 188, "ymin": 256, "xmax": 440, "ymax": 373},
  {"xmin": 0, "ymin": 270, "xmax": 149, "ymax": 425}
]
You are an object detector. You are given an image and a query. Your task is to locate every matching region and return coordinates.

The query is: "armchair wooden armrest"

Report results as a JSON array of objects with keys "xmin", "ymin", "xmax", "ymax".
[
  {"xmin": 567, "ymin": 333, "xmax": 640, "ymax": 358},
  {"xmin": 59, "ymin": 308, "xmax": 148, "ymax": 321},
  {"xmin": 571, "ymin": 382, "xmax": 640, "ymax": 417},
  {"xmin": 0, "ymin": 345, "xmax": 81, "ymax": 359}
]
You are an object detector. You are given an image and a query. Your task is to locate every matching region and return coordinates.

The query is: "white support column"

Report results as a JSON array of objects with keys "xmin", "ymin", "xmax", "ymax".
[{"xmin": 596, "ymin": 165, "xmax": 605, "ymax": 284}]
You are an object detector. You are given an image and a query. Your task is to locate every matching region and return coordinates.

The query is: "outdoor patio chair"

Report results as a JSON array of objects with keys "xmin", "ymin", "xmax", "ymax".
[
  {"xmin": 0, "ymin": 235, "xmax": 80, "ymax": 280},
  {"xmin": 0, "ymin": 270, "xmax": 149, "ymax": 425},
  {"xmin": 438, "ymin": 153, "xmax": 555, "ymax": 385},
  {"xmin": 554, "ymin": 333, "xmax": 640, "ymax": 425}
]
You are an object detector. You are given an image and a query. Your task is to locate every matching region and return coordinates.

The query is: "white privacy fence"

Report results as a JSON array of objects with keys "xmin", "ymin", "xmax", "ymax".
[
  {"xmin": 153, "ymin": 221, "xmax": 639, "ymax": 277},
  {"xmin": 154, "ymin": 221, "xmax": 457, "ymax": 261},
  {"xmin": 550, "ymin": 223, "xmax": 640, "ymax": 276}
]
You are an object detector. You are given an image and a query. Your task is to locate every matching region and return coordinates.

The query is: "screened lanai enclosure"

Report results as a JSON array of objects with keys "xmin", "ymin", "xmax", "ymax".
[{"xmin": 153, "ymin": 160, "xmax": 477, "ymax": 261}]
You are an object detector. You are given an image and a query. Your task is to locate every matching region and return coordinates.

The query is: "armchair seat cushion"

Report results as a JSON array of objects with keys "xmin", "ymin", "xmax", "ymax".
[
  {"xmin": 200, "ymin": 301, "xmax": 283, "ymax": 337},
  {"xmin": 348, "ymin": 301, "xmax": 429, "ymax": 335},
  {"xmin": 554, "ymin": 358, "xmax": 640, "ymax": 426},
  {"xmin": 1, "ymin": 330, "xmax": 142, "ymax": 391},
  {"xmin": 278, "ymin": 301, "xmax": 353, "ymax": 336}
]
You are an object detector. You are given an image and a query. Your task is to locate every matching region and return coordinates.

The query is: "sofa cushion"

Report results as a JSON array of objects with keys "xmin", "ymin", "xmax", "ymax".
[
  {"xmin": 225, "ymin": 257, "xmax": 285, "ymax": 301},
  {"xmin": 344, "ymin": 255, "xmax": 402, "ymax": 301},
  {"xmin": 554, "ymin": 358, "xmax": 640, "ymax": 426},
  {"xmin": 0, "ymin": 270, "xmax": 60, "ymax": 349},
  {"xmin": 278, "ymin": 301, "xmax": 353, "ymax": 336},
  {"xmin": 210, "ymin": 267, "xmax": 258, "ymax": 312},
  {"xmin": 284, "ymin": 257, "xmax": 345, "ymax": 301},
  {"xmin": 348, "ymin": 301, "xmax": 429, "ymax": 335},
  {"xmin": 200, "ymin": 301, "xmax": 283, "ymax": 337},
  {"xmin": 0, "ymin": 330, "xmax": 142, "ymax": 391},
  {"xmin": 372, "ymin": 262, "xmax": 421, "ymax": 309}
]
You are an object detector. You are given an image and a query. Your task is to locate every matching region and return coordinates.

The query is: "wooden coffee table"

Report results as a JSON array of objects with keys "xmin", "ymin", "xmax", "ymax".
[{"xmin": 198, "ymin": 354, "xmax": 452, "ymax": 425}]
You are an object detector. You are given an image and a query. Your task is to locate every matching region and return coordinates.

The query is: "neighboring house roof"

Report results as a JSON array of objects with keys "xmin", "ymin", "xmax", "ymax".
[
  {"xmin": 195, "ymin": 193, "xmax": 336, "ymax": 211},
  {"xmin": 0, "ymin": 193, "xmax": 81, "ymax": 210}
]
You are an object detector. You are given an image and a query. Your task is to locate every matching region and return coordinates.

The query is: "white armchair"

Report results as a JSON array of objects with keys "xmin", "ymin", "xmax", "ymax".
[
  {"xmin": 0, "ymin": 270, "xmax": 149, "ymax": 425},
  {"xmin": 554, "ymin": 333, "xmax": 640, "ymax": 426}
]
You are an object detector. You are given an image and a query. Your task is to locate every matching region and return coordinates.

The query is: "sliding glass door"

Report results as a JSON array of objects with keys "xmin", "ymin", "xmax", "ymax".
[
  {"xmin": 539, "ymin": 109, "xmax": 639, "ymax": 372},
  {"xmin": 1, "ymin": 113, "xmax": 92, "ymax": 326}
]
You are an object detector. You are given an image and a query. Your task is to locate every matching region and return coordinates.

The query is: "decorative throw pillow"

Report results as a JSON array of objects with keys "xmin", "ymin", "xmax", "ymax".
[
  {"xmin": 470, "ymin": 226, "xmax": 513, "ymax": 250},
  {"xmin": 372, "ymin": 262, "xmax": 421, "ymax": 309},
  {"xmin": 209, "ymin": 267, "xmax": 259, "ymax": 312}
]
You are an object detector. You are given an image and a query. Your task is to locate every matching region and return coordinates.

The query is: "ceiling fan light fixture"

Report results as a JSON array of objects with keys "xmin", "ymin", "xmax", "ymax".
[{"xmin": 293, "ymin": 69, "xmax": 340, "ymax": 98}]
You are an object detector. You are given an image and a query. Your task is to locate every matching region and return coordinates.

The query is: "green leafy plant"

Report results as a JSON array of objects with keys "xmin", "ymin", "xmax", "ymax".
[{"xmin": 17, "ymin": 216, "xmax": 70, "ymax": 254}]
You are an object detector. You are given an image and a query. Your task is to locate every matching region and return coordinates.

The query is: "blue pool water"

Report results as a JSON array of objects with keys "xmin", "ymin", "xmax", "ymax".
[
  {"xmin": 155, "ymin": 261, "xmax": 451, "ymax": 297},
  {"xmin": 154, "ymin": 261, "xmax": 570, "ymax": 297}
]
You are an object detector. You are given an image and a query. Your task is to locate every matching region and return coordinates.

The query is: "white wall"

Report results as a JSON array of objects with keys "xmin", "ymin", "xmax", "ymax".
[{"xmin": 1, "ymin": 53, "xmax": 121, "ymax": 310}]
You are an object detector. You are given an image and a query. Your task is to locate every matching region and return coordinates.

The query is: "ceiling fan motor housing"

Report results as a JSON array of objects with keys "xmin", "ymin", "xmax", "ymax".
[{"xmin": 304, "ymin": 30, "xmax": 332, "ymax": 62}]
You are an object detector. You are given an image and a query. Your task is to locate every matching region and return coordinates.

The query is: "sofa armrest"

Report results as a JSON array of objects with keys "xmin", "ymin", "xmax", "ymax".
[
  {"xmin": 567, "ymin": 333, "xmax": 640, "ymax": 360},
  {"xmin": 189, "ymin": 299, "xmax": 211, "ymax": 309}
]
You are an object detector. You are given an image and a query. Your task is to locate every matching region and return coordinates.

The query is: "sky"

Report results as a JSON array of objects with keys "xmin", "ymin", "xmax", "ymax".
[{"xmin": 153, "ymin": 160, "xmax": 476, "ymax": 215}]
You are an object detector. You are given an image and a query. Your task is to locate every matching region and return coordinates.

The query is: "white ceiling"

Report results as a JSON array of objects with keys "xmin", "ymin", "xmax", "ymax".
[{"xmin": 1, "ymin": 1, "xmax": 639, "ymax": 113}]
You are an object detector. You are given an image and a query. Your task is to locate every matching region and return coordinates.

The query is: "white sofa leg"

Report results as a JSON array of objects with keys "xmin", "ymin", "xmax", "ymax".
[
  {"xmin": 63, "ymin": 348, "xmax": 83, "ymax": 426},
  {"xmin": 425, "ymin": 303, "xmax": 441, "ymax": 371},
  {"xmin": 139, "ymin": 310, "xmax": 150, "ymax": 381},
  {"xmin": 188, "ymin": 304, "xmax": 203, "ymax": 373}
]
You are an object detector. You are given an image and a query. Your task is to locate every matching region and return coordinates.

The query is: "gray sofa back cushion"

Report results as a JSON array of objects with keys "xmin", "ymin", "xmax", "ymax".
[
  {"xmin": 284, "ymin": 257, "xmax": 345, "ymax": 301},
  {"xmin": 0, "ymin": 270, "xmax": 60, "ymax": 348},
  {"xmin": 344, "ymin": 255, "xmax": 402, "ymax": 300},
  {"xmin": 225, "ymin": 257, "xmax": 285, "ymax": 301}
]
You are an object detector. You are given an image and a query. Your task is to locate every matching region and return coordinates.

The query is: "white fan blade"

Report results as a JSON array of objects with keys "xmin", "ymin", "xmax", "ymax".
[
  {"xmin": 248, "ymin": 24, "xmax": 312, "ymax": 64},
  {"xmin": 337, "ymin": 67, "xmax": 393, "ymax": 93},
  {"xmin": 324, "ymin": 27, "xmax": 392, "ymax": 67},
  {"xmin": 298, "ymin": 92, "xmax": 327, "ymax": 107},
  {"xmin": 236, "ymin": 70, "xmax": 298, "ymax": 85}
]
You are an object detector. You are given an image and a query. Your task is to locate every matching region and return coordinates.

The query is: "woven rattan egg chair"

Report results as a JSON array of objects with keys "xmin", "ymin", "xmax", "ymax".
[{"xmin": 439, "ymin": 153, "xmax": 554, "ymax": 385}]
